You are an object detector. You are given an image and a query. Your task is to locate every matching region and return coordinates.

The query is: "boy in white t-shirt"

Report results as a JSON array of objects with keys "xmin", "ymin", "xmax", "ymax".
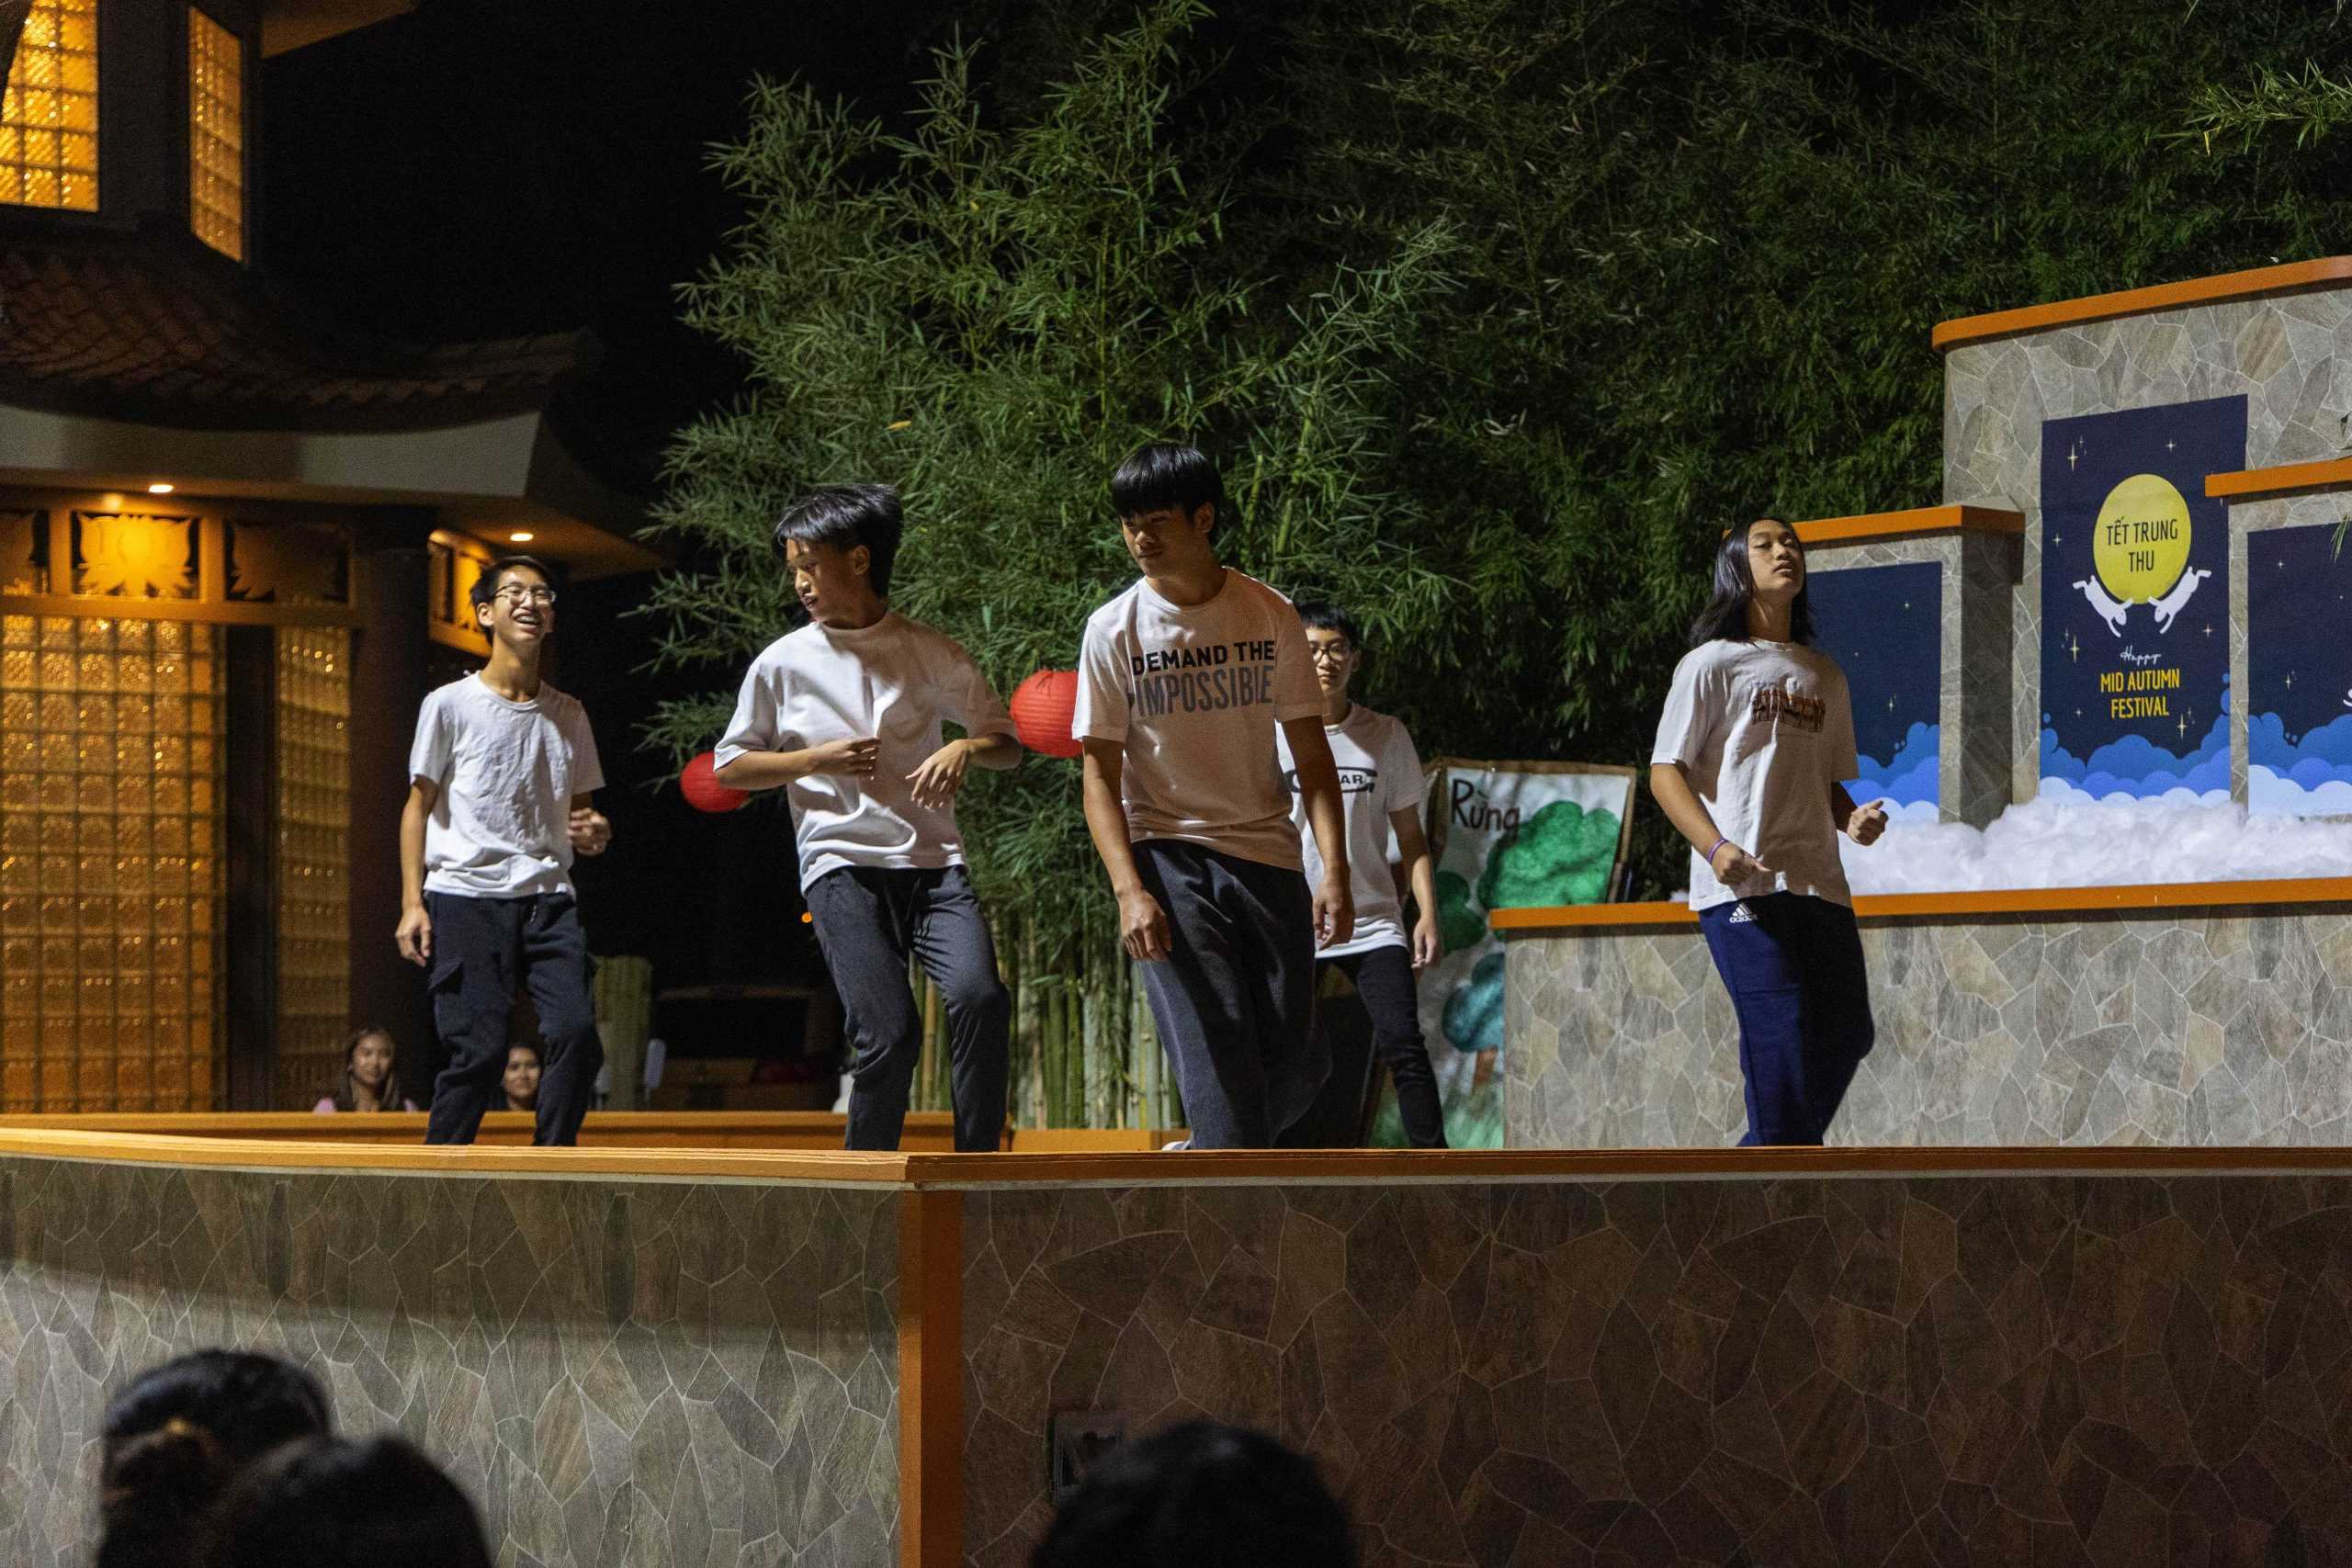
[
  {"xmin": 1074, "ymin": 443, "xmax": 1354, "ymax": 1149},
  {"xmin": 397, "ymin": 555, "xmax": 613, "ymax": 1146},
  {"xmin": 1276, "ymin": 604, "xmax": 1447, "ymax": 1147},
  {"xmin": 715, "ymin": 484, "xmax": 1019, "ymax": 1152}
]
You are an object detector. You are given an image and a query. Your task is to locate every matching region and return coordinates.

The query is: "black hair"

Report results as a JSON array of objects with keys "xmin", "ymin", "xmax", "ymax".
[
  {"xmin": 1294, "ymin": 602, "xmax": 1364, "ymax": 653},
  {"xmin": 503, "ymin": 1040, "xmax": 543, "ymax": 1111},
  {"xmin": 1110, "ymin": 442, "xmax": 1228, "ymax": 533},
  {"xmin": 98, "ymin": 1351, "xmax": 333, "ymax": 1568},
  {"xmin": 1030, "ymin": 1421, "xmax": 1355, "ymax": 1568},
  {"xmin": 330, "ymin": 1025, "xmax": 403, "ymax": 1113},
  {"xmin": 1688, "ymin": 517, "xmax": 1815, "ymax": 648},
  {"xmin": 773, "ymin": 483, "xmax": 903, "ymax": 597},
  {"xmin": 205, "ymin": 1436, "xmax": 494, "ymax": 1568},
  {"xmin": 468, "ymin": 555, "xmax": 556, "ymax": 624}
]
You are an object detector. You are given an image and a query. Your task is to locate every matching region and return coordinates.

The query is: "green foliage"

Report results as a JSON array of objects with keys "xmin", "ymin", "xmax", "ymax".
[{"xmin": 643, "ymin": 0, "xmax": 1460, "ymax": 960}]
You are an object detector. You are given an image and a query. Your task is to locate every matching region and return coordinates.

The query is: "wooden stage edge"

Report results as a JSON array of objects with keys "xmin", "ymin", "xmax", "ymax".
[
  {"xmin": 8, "ymin": 1124, "xmax": 2352, "ymax": 1187},
  {"xmin": 1494, "ymin": 874, "xmax": 2352, "ymax": 933}
]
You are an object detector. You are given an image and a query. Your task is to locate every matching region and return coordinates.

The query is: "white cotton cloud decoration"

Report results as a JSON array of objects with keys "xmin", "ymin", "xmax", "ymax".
[{"xmin": 1837, "ymin": 797, "xmax": 2352, "ymax": 895}]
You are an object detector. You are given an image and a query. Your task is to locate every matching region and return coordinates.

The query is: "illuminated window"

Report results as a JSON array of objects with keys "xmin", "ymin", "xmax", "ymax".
[
  {"xmin": 274, "ymin": 627, "xmax": 352, "ymax": 1109},
  {"xmin": 0, "ymin": 613, "xmax": 224, "ymax": 1111},
  {"xmin": 187, "ymin": 7, "xmax": 243, "ymax": 259},
  {"xmin": 0, "ymin": 0, "xmax": 100, "ymax": 212}
]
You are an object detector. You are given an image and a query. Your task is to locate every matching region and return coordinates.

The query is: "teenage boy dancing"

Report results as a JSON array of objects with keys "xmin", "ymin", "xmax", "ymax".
[
  {"xmin": 1277, "ymin": 604, "xmax": 1448, "ymax": 1147},
  {"xmin": 714, "ymin": 484, "xmax": 1018, "ymax": 1152},
  {"xmin": 397, "ymin": 556, "xmax": 611, "ymax": 1145},
  {"xmin": 1074, "ymin": 442, "xmax": 1354, "ymax": 1150}
]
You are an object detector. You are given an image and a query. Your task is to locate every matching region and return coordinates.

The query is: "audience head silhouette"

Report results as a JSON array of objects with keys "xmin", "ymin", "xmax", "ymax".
[
  {"xmin": 1031, "ymin": 1421, "xmax": 1355, "ymax": 1568},
  {"xmin": 206, "ymin": 1434, "xmax": 493, "ymax": 1568},
  {"xmin": 96, "ymin": 1350, "xmax": 332, "ymax": 1568}
]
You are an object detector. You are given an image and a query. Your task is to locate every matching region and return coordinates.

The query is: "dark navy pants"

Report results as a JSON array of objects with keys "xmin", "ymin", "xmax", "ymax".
[
  {"xmin": 807, "ymin": 864, "xmax": 1010, "ymax": 1153},
  {"xmin": 1133, "ymin": 840, "xmax": 1325, "ymax": 1150},
  {"xmin": 423, "ymin": 891, "xmax": 603, "ymax": 1146},
  {"xmin": 1697, "ymin": 892, "xmax": 1874, "ymax": 1146},
  {"xmin": 1319, "ymin": 946, "xmax": 1447, "ymax": 1148}
]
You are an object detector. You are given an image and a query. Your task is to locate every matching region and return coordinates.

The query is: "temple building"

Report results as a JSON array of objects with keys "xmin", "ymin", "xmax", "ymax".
[{"xmin": 0, "ymin": 0, "xmax": 652, "ymax": 1113}]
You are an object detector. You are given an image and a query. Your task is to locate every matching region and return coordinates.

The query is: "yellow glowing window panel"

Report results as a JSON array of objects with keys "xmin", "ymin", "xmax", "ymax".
[
  {"xmin": 1, "ymin": 0, "xmax": 100, "ymax": 212},
  {"xmin": 187, "ymin": 8, "xmax": 243, "ymax": 258},
  {"xmin": 274, "ymin": 627, "xmax": 353, "ymax": 1111},
  {"xmin": 0, "ymin": 615, "xmax": 225, "ymax": 1111}
]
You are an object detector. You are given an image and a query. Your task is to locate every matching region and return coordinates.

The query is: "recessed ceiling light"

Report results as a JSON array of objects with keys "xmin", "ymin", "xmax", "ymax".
[
  {"xmin": 146, "ymin": 482, "xmax": 175, "ymax": 494},
  {"xmin": 508, "ymin": 530, "xmax": 536, "ymax": 543}
]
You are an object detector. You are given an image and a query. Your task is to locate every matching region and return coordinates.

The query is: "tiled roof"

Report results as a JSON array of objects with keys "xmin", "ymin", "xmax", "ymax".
[{"xmin": 0, "ymin": 221, "xmax": 588, "ymax": 433}]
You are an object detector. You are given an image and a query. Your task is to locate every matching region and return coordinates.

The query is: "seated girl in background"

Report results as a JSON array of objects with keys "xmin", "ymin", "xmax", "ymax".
[
  {"xmin": 313, "ymin": 1026, "xmax": 416, "ymax": 1113},
  {"xmin": 502, "ymin": 1041, "xmax": 543, "ymax": 1114}
]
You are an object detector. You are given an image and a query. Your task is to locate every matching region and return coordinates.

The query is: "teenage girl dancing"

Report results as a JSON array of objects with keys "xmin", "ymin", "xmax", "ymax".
[{"xmin": 1648, "ymin": 517, "xmax": 1887, "ymax": 1145}]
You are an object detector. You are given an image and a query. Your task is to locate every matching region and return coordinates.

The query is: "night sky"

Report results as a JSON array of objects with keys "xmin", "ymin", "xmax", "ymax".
[
  {"xmin": 2039, "ymin": 397, "xmax": 2244, "ymax": 775},
  {"xmin": 1808, "ymin": 560, "xmax": 1940, "ymax": 771}
]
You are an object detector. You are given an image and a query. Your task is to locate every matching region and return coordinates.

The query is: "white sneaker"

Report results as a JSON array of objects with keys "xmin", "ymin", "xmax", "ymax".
[{"xmin": 1160, "ymin": 1138, "xmax": 1192, "ymax": 1152}]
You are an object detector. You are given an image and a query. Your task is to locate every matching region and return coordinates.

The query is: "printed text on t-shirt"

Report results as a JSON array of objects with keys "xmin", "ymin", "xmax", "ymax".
[
  {"xmin": 1127, "ymin": 640, "xmax": 1281, "ymax": 718},
  {"xmin": 1749, "ymin": 684, "xmax": 1825, "ymax": 733}
]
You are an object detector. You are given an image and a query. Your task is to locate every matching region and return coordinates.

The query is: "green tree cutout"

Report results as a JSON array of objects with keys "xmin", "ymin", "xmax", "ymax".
[{"xmin": 640, "ymin": 0, "xmax": 1462, "ymax": 1124}]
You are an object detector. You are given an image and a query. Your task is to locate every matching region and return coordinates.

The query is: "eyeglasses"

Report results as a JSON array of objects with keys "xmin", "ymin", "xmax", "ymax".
[{"xmin": 494, "ymin": 586, "xmax": 557, "ymax": 606}]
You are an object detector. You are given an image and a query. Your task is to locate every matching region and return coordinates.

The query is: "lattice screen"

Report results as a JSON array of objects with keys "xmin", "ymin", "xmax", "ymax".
[
  {"xmin": 0, "ymin": 615, "xmax": 224, "ymax": 1111},
  {"xmin": 0, "ymin": 0, "xmax": 99, "ymax": 212},
  {"xmin": 274, "ymin": 626, "xmax": 351, "ymax": 1108}
]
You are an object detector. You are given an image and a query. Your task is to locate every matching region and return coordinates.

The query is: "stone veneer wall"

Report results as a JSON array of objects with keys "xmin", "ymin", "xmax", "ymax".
[
  {"xmin": 1939, "ymin": 288, "xmax": 2352, "ymax": 806},
  {"xmin": 960, "ymin": 1171, "xmax": 2352, "ymax": 1566},
  {"xmin": 0, "ymin": 1156, "xmax": 900, "ymax": 1568},
  {"xmin": 1804, "ymin": 529, "xmax": 2020, "ymax": 828},
  {"xmin": 1505, "ymin": 904, "xmax": 2352, "ymax": 1148}
]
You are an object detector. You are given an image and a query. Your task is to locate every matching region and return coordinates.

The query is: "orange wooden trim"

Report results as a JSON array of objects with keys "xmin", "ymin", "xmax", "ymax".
[
  {"xmin": 897, "ymin": 1188, "xmax": 965, "ymax": 1568},
  {"xmin": 0, "ymin": 1111, "xmax": 964, "ymax": 1150},
  {"xmin": 1794, "ymin": 504, "xmax": 2025, "ymax": 547},
  {"xmin": 2205, "ymin": 456, "xmax": 2352, "ymax": 502},
  {"xmin": 1932, "ymin": 257, "xmax": 2352, "ymax": 351},
  {"xmin": 889, "ymin": 1145, "xmax": 2352, "ymax": 1184},
  {"xmin": 12, "ymin": 1127, "xmax": 2352, "ymax": 1187},
  {"xmin": 0, "ymin": 1126, "xmax": 917, "ymax": 1182},
  {"xmin": 1493, "ymin": 875, "xmax": 2352, "ymax": 932}
]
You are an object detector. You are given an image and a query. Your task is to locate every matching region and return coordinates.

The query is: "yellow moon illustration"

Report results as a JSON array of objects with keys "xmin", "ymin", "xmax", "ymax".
[{"xmin": 2091, "ymin": 473, "xmax": 2191, "ymax": 604}]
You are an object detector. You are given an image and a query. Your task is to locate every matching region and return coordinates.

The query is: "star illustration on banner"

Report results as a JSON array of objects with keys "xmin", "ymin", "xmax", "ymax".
[
  {"xmin": 2066, "ymin": 630, "xmax": 2081, "ymax": 662},
  {"xmin": 2068, "ymin": 441, "xmax": 2081, "ymax": 470}
]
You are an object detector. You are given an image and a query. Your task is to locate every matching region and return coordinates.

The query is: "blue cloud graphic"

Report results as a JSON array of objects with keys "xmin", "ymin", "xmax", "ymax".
[{"xmin": 1854, "ymin": 721, "xmax": 1940, "ymax": 807}]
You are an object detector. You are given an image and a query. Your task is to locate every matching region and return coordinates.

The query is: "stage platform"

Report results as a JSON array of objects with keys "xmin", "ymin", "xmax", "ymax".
[{"xmin": 6, "ymin": 1128, "xmax": 2352, "ymax": 1566}]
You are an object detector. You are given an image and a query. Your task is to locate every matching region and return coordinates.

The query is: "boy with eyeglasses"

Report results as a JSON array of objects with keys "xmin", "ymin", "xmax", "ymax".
[{"xmin": 396, "ymin": 555, "xmax": 612, "ymax": 1145}]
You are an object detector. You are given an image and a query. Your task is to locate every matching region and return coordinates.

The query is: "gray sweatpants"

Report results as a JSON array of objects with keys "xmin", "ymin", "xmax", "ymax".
[
  {"xmin": 805, "ymin": 864, "xmax": 1010, "ymax": 1152},
  {"xmin": 1132, "ymin": 840, "xmax": 1326, "ymax": 1149}
]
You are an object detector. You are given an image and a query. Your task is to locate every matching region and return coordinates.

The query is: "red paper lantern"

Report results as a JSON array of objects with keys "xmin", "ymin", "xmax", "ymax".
[
  {"xmin": 680, "ymin": 750, "xmax": 749, "ymax": 813},
  {"xmin": 1010, "ymin": 669, "xmax": 1082, "ymax": 759}
]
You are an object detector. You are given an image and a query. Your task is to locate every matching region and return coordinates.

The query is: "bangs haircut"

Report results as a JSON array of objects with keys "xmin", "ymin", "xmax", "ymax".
[
  {"xmin": 1111, "ymin": 442, "xmax": 1228, "ymax": 530},
  {"xmin": 1295, "ymin": 601, "xmax": 1364, "ymax": 653},
  {"xmin": 773, "ymin": 483, "xmax": 903, "ymax": 597}
]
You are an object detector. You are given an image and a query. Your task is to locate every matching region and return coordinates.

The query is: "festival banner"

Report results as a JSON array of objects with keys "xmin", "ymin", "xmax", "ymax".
[
  {"xmin": 2248, "ymin": 522, "xmax": 2352, "ymax": 816},
  {"xmin": 1365, "ymin": 761, "xmax": 1634, "ymax": 1148},
  {"xmin": 1810, "ymin": 561, "xmax": 1942, "ymax": 822},
  {"xmin": 2038, "ymin": 396, "xmax": 2245, "ymax": 802}
]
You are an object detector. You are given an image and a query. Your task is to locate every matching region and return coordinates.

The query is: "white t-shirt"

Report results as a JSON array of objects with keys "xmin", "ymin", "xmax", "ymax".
[
  {"xmin": 1651, "ymin": 638, "xmax": 1858, "ymax": 912},
  {"xmin": 1073, "ymin": 570, "xmax": 1322, "ymax": 869},
  {"xmin": 408, "ymin": 673, "xmax": 605, "ymax": 899},
  {"xmin": 1277, "ymin": 704, "xmax": 1425, "ymax": 957},
  {"xmin": 715, "ymin": 613, "xmax": 1013, "ymax": 892}
]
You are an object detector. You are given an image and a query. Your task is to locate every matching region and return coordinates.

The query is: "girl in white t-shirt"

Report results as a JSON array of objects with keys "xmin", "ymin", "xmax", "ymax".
[{"xmin": 1648, "ymin": 517, "xmax": 1888, "ymax": 1145}]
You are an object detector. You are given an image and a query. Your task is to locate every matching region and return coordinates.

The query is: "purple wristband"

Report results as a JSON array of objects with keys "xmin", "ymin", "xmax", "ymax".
[{"xmin": 1704, "ymin": 836, "xmax": 1729, "ymax": 867}]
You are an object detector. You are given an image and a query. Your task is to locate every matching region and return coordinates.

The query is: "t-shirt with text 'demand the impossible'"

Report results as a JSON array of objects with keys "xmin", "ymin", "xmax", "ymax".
[
  {"xmin": 1650, "ymin": 637, "xmax": 1858, "ymax": 913},
  {"xmin": 1277, "ymin": 704, "xmax": 1426, "ymax": 956},
  {"xmin": 716, "ymin": 613, "xmax": 1014, "ymax": 893},
  {"xmin": 1073, "ymin": 570, "xmax": 1323, "ymax": 870},
  {"xmin": 408, "ymin": 673, "xmax": 605, "ymax": 899}
]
